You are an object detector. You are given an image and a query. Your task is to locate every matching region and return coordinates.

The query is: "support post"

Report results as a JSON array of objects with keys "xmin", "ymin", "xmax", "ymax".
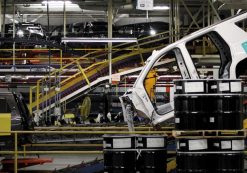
[
  {"xmin": 0, "ymin": 0, "xmax": 2, "ymax": 34},
  {"xmin": 108, "ymin": 0, "xmax": 113, "ymax": 84},
  {"xmin": 1, "ymin": 0, "xmax": 6, "ymax": 37},
  {"xmin": 208, "ymin": 0, "xmax": 221, "ymax": 21},
  {"xmin": 14, "ymin": 133, "xmax": 18, "ymax": 173},
  {"xmin": 29, "ymin": 87, "xmax": 33, "ymax": 114},
  {"xmin": 180, "ymin": 0, "xmax": 200, "ymax": 29},
  {"xmin": 63, "ymin": 0, "xmax": 66, "ymax": 37},
  {"xmin": 12, "ymin": 0, "xmax": 15, "ymax": 67}
]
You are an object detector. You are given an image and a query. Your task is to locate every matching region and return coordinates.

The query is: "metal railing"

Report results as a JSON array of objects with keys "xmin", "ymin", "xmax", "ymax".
[
  {"xmin": 0, "ymin": 129, "xmax": 171, "ymax": 173},
  {"xmin": 29, "ymin": 31, "xmax": 172, "ymax": 113}
]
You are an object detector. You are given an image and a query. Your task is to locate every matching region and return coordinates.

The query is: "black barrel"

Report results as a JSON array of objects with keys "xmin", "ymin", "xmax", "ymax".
[
  {"xmin": 208, "ymin": 138, "xmax": 245, "ymax": 151},
  {"xmin": 103, "ymin": 135, "xmax": 136, "ymax": 173},
  {"xmin": 174, "ymin": 79, "xmax": 207, "ymax": 94},
  {"xmin": 174, "ymin": 79, "xmax": 243, "ymax": 130},
  {"xmin": 177, "ymin": 152, "xmax": 244, "ymax": 173},
  {"xmin": 214, "ymin": 152, "xmax": 244, "ymax": 172},
  {"xmin": 136, "ymin": 135, "xmax": 167, "ymax": 149},
  {"xmin": 175, "ymin": 111, "xmax": 243, "ymax": 130},
  {"xmin": 176, "ymin": 152, "xmax": 207, "ymax": 172},
  {"xmin": 104, "ymin": 151, "xmax": 136, "ymax": 173},
  {"xmin": 208, "ymin": 80, "xmax": 242, "ymax": 94},
  {"xmin": 177, "ymin": 139, "xmax": 208, "ymax": 152},
  {"xmin": 103, "ymin": 135, "xmax": 136, "ymax": 149},
  {"xmin": 174, "ymin": 95, "xmax": 243, "ymax": 113},
  {"xmin": 136, "ymin": 135, "xmax": 167, "ymax": 173},
  {"xmin": 174, "ymin": 79, "xmax": 242, "ymax": 94},
  {"xmin": 176, "ymin": 138, "xmax": 244, "ymax": 173},
  {"xmin": 177, "ymin": 138, "xmax": 245, "ymax": 152}
]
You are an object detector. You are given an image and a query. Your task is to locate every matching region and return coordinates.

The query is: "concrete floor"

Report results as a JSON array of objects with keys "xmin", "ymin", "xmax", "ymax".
[{"xmin": 8, "ymin": 154, "xmax": 103, "ymax": 171}]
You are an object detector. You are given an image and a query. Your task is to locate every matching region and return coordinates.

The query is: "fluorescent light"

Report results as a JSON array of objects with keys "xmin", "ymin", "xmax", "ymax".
[
  {"xmin": 41, "ymin": 1, "xmax": 80, "ymax": 9},
  {"xmin": 61, "ymin": 37, "xmax": 137, "ymax": 43},
  {"xmin": 153, "ymin": 6, "xmax": 170, "ymax": 10},
  {"xmin": 42, "ymin": 1, "xmax": 72, "ymax": 5}
]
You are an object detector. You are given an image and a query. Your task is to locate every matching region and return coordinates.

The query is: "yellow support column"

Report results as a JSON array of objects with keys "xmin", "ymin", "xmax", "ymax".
[
  {"xmin": 29, "ymin": 87, "xmax": 33, "ymax": 114},
  {"xmin": 36, "ymin": 81, "xmax": 40, "ymax": 111},
  {"xmin": 60, "ymin": 49, "xmax": 63, "ymax": 67}
]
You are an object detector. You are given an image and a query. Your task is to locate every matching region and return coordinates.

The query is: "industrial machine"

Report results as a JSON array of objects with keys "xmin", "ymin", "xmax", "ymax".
[
  {"xmin": 0, "ymin": 90, "xmax": 33, "ymax": 149},
  {"xmin": 120, "ymin": 12, "xmax": 247, "ymax": 130}
]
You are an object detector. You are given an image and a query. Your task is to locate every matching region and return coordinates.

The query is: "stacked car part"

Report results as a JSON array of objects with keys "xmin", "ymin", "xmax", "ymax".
[
  {"xmin": 103, "ymin": 135, "xmax": 167, "ymax": 173},
  {"xmin": 174, "ymin": 79, "xmax": 245, "ymax": 173}
]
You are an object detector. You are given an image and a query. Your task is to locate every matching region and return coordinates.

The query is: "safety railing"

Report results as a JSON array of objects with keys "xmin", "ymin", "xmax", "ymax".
[
  {"xmin": 0, "ymin": 129, "xmax": 171, "ymax": 173},
  {"xmin": 29, "ymin": 31, "xmax": 172, "ymax": 113},
  {"xmin": 0, "ymin": 48, "xmax": 64, "ymax": 67}
]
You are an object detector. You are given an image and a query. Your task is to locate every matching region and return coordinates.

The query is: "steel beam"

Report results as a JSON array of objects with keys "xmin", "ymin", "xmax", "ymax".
[
  {"xmin": 208, "ymin": 0, "xmax": 221, "ymax": 21},
  {"xmin": 180, "ymin": 0, "xmax": 200, "ymax": 29},
  {"xmin": 108, "ymin": 0, "xmax": 113, "ymax": 84}
]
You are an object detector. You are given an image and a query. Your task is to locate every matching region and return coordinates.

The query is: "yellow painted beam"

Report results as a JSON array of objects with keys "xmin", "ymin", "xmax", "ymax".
[
  {"xmin": 0, "ymin": 113, "xmax": 11, "ymax": 136},
  {"xmin": 76, "ymin": 61, "xmax": 91, "ymax": 87}
]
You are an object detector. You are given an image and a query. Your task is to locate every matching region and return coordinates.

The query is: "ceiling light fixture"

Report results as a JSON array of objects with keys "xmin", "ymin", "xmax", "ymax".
[
  {"xmin": 41, "ymin": 0, "xmax": 80, "ymax": 9},
  {"xmin": 150, "ymin": 29, "xmax": 156, "ymax": 36},
  {"xmin": 153, "ymin": 6, "xmax": 170, "ymax": 10},
  {"xmin": 61, "ymin": 37, "xmax": 137, "ymax": 43},
  {"xmin": 42, "ymin": 1, "xmax": 72, "ymax": 5}
]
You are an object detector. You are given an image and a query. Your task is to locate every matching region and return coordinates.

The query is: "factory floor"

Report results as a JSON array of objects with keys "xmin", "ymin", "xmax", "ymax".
[{"xmin": 1, "ymin": 154, "xmax": 103, "ymax": 172}]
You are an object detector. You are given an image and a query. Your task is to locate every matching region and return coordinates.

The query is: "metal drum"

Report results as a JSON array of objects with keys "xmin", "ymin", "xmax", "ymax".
[
  {"xmin": 214, "ymin": 152, "xmax": 244, "ymax": 172},
  {"xmin": 136, "ymin": 135, "xmax": 167, "ymax": 173},
  {"xmin": 104, "ymin": 151, "xmax": 136, "ymax": 173},
  {"xmin": 207, "ymin": 80, "xmax": 242, "ymax": 94},
  {"xmin": 176, "ymin": 152, "xmax": 208, "ymax": 172},
  {"xmin": 174, "ymin": 79, "xmax": 243, "ymax": 130},
  {"xmin": 136, "ymin": 135, "xmax": 167, "ymax": 149},
  {"xmin": 176, "ymin": 138, "xmax": 244, "ymax": 173},
  {"xmin": 177, "ymin": 152, "xmax": 244, "ymax": 173},
  {"xmin": 174, "ymin": 79, "xmax": 207, "ymax": 94},
  {"xmin": 136, "ymin": 150, "xmax": 167, "ymax": 173},
  {"xmin": 103, "ymin": 135, "xmax": 136, "ymax": 173},
  {"xmin": 174, "ymin": 79, "xmax": 242, "ymax": 94},
  {"xmin": 177, "ymin": 139, "xmax": 209, "ymax": 152},
  {"xmin": 207, "ymin": 138, "xmax": 245, "ymax": 151},
  {"xmin": 103, "ymin": 135, "xmax": 136, "ymax": 149}
]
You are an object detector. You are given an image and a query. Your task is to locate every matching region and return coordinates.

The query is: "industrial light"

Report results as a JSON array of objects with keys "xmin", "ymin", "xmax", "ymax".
[
  {"xmin": 17, "ymin": 30, "xmax": 24, "ymax": 37},
  {"xmin": 153, "ymin": 6, "xmax": 170, "ymax": 10},
  {"xmin": 42, "ymin": 1, "xmax": 72, "ymax": 5},
  {"xmin": 150, "ymin": 29, "xmax": 156, "ymax": 36},
  {"xmin": 61, "ymin": 37, "xmax": 137, "ymax": 43}
]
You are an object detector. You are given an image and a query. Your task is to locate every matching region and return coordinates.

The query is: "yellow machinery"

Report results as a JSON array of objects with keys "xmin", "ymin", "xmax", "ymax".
[
  {"xmin": 144, "ymin": 69, "xmax": 158, "ymax": 103},
  {"xmin": 80, "ymin": 96, "xmax": 91, "ymax": 121},
  {"xmin": 0, "ymin": 113, "xmax": 11, "ymax": 136},
  {"xmin": 243, "ymin": 119, "xmax": 247, "ymax": 129}
]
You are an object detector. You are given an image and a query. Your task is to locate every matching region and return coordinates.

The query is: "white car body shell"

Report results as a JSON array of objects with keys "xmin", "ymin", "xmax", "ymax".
[{"xmin": 124, "ymin": 12, "xmax": 247, "ymax": 125}]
